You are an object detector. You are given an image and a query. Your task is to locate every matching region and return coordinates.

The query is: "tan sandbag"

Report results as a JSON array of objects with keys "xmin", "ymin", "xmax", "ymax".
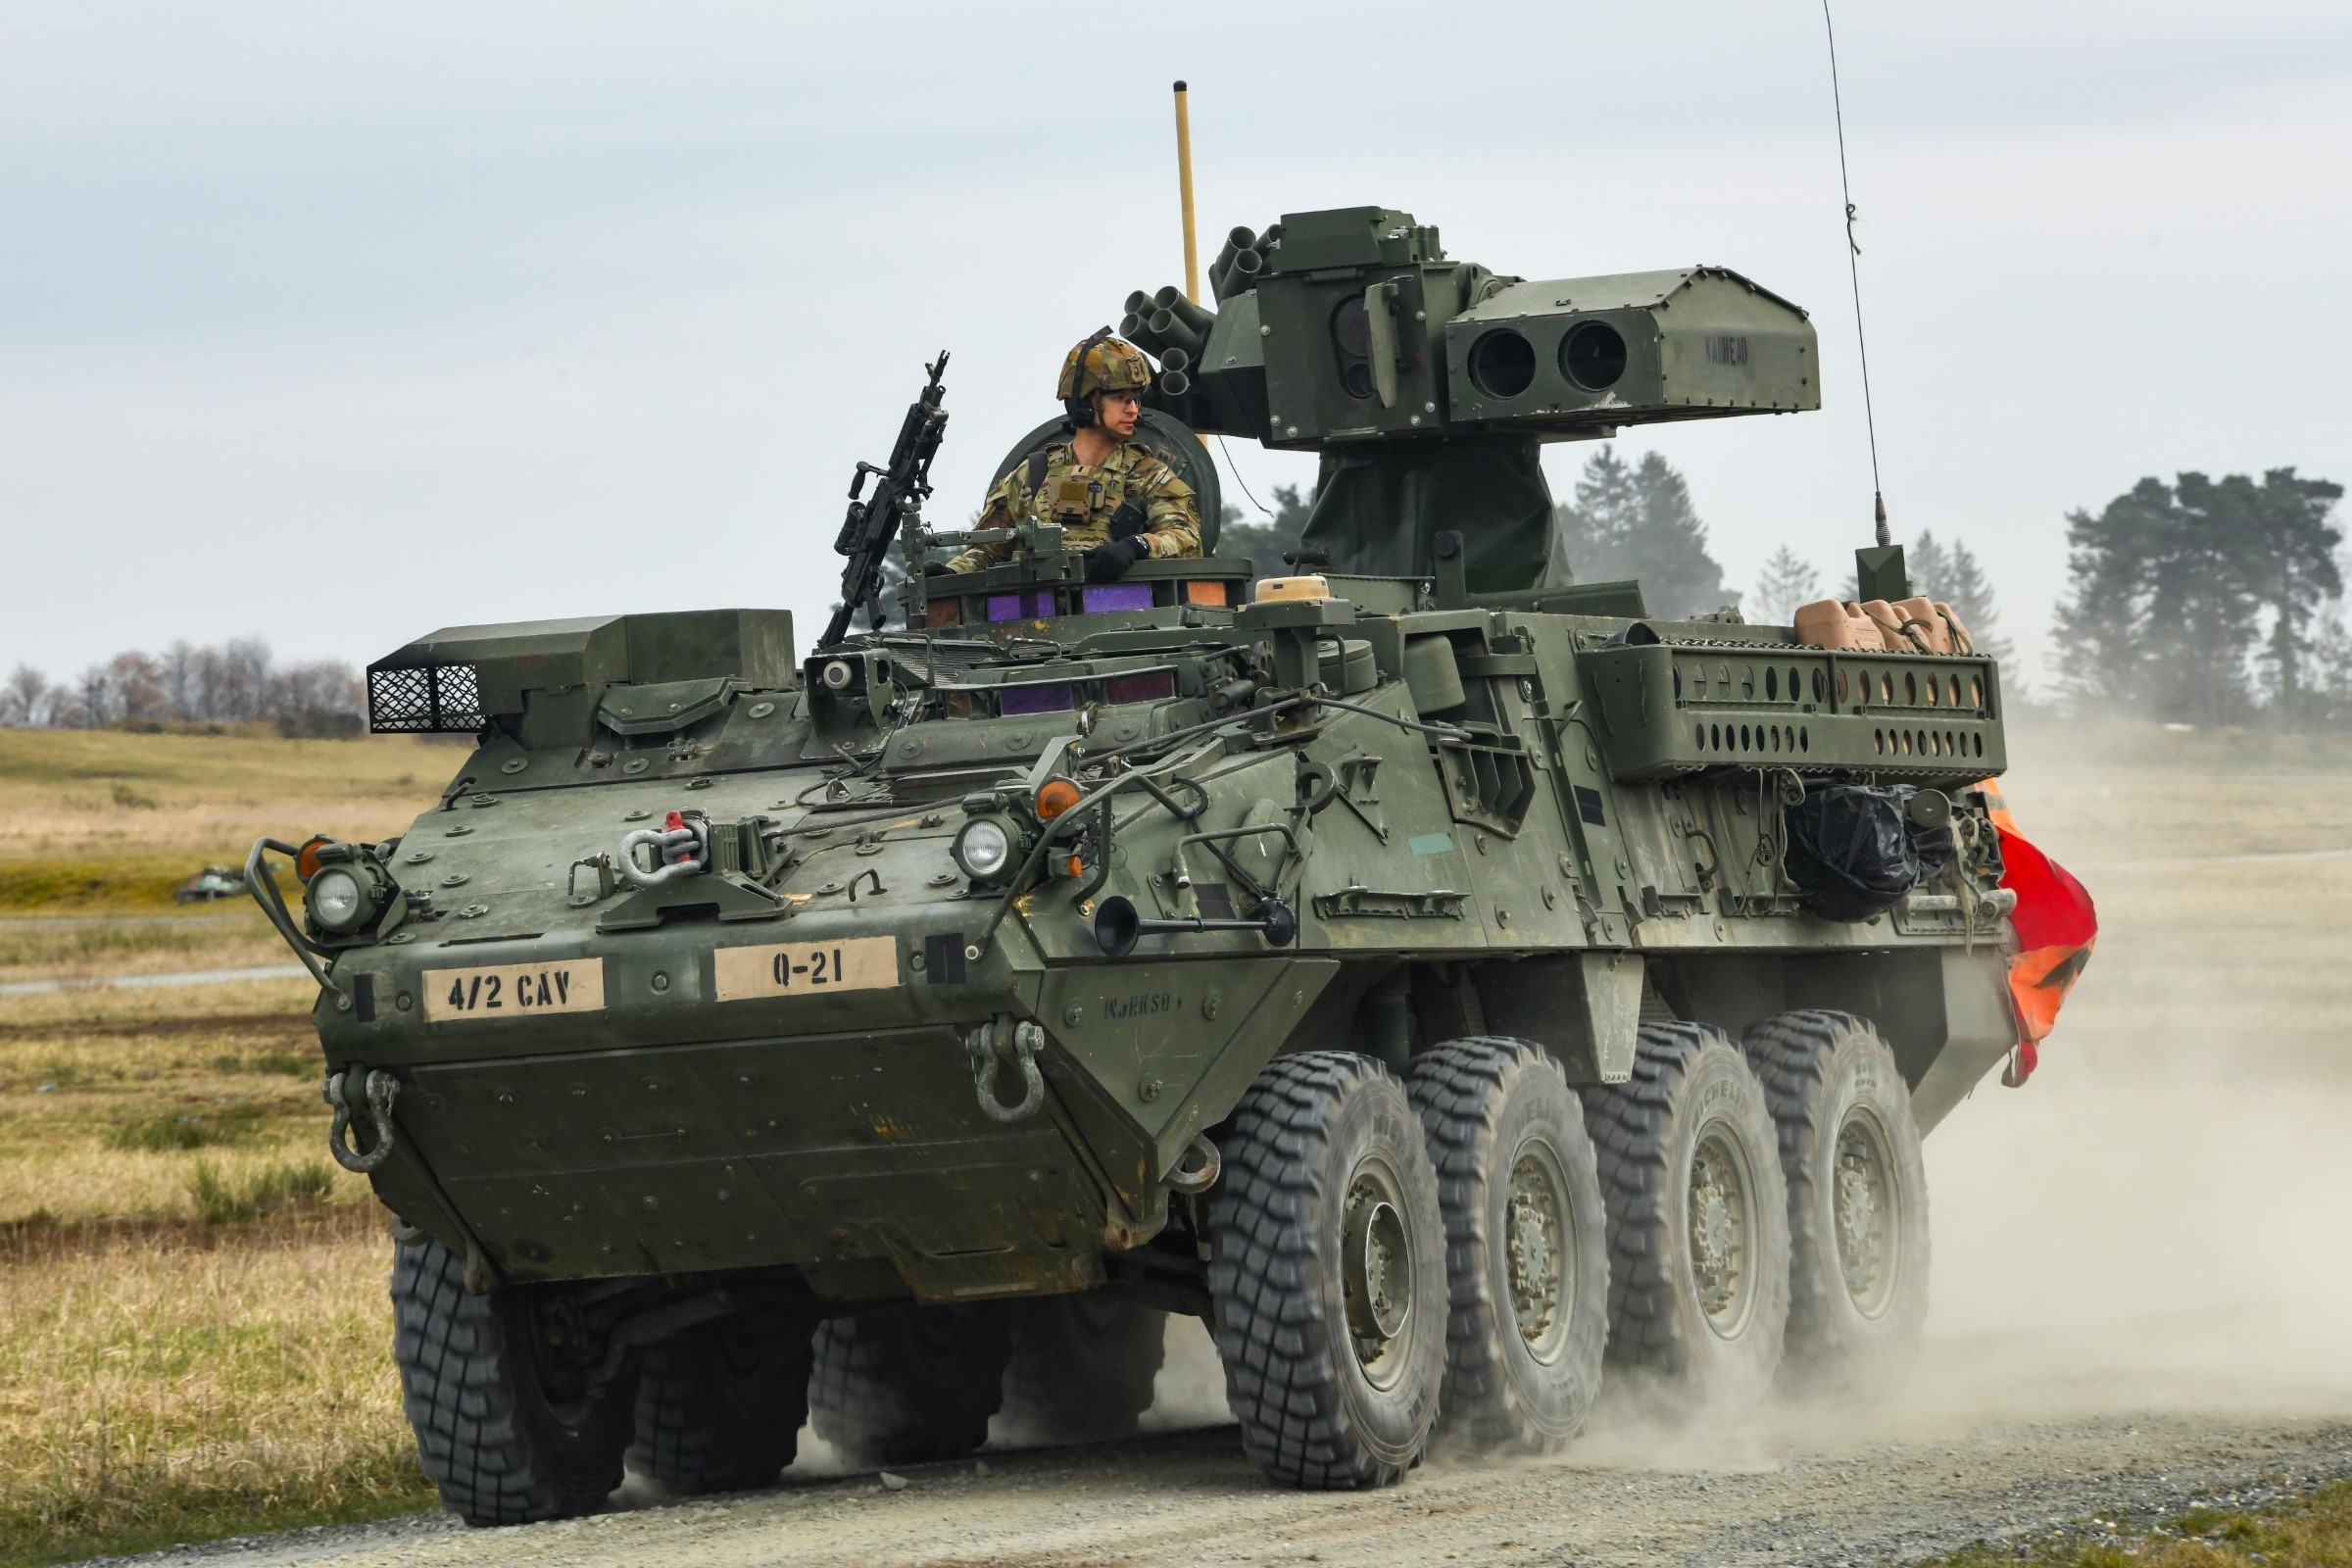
[{"xmin": 1793, "ymin": 599, "xmax": 1879, "ymax": 651}]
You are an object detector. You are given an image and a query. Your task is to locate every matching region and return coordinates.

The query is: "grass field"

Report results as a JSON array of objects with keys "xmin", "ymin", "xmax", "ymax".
[
  {"xmin": 1930, "ymin": 1482, "xmax": 2352, "ymax": 1566},
  {"xmin": 0, "ymin": 726, "xmax": 456, "ymax": 912},
  {"xmin": 0, "ymin": 728, "xmax": 451, "ymax": 1564},
  {"xmin": 0, "ymin": 718, "xmax": 2348, "ymax": 1565}
]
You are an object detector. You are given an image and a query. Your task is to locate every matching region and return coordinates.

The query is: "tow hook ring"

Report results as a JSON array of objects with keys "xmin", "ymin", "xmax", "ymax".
[
  {"xmin": 615, "ymin": 811, "xmax": 708, "ymax": 889},
  {"xmin": 1166, "ymin": 1133, "xmax": 1221, "ymax": 1194},
  {"xmin": 965, "ymin": 1019, "xmax": 1046, "ymax": 1124},
  {"xmin": 324, "ymin": 1068, "xmax": 401, "ymax": 1173}
]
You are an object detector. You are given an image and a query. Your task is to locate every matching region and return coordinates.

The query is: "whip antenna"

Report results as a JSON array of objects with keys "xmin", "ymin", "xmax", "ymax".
[{"xmin": 1823, "ymin": 1, "xmax": 1889, "ymax": 548}]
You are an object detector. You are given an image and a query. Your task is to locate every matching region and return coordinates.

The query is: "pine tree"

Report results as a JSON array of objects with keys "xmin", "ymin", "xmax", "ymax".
[
  {"xmin": 1749, "ymin": 546, "xmax": 1823, "ymax": 625},
  {"xmin": 1218, "ymin": 483, "xmax": 1312, "ymax": 580},
  {"xmin": 1550, "ymin": 446, "xmax": 1735, "ymax": 618},
  {"xmin": 1902, "ymin": 529, "xmax": 2014, "ymax": 665}
]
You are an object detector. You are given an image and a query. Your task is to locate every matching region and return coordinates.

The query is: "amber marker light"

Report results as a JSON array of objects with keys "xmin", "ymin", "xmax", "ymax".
[
  {"xmin": 1035, "ymin": 779, "xmax": 1083, "ymax": 820},
  {"xmin": 294, "ymin": 836, "xmax": 334, "ymax": 883}
]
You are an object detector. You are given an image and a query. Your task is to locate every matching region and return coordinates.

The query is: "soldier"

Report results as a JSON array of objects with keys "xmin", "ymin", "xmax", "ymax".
[{"xmin": 939, "ymin": 331, "xmax": 1201, "ymax": 583}]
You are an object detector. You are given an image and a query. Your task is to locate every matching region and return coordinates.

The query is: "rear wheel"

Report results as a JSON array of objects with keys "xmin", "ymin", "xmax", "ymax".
[
  {"xmin": 1409, "ymin": 1038, "xmax": 1608, "ymax": 1455},
  {"xmin": 808, "ymin": 1300, "xmax": 1011, "ymax": 1467},
  {"xmin": 1000, "ymin": 1293, "xmax": 1167, "ymax": 1445},
  {"xmin": 390, "ymin": 1238, "xmax": 635, "ymax": 1526},
  {"xmin": 627, "ymin": 1308, "xmax": 814, "ymax": 1494},
  {"xmin": 1743, "ymin": 1010, "xmax": 1930, "ymax": 1389},
  {"xmin": 1207, "ymin": 1051, "xmax": 1446, "ymax": 1489},
  {"xmin": 1584, "ymin": 1022, "xmax": 1790, "ymax": 1418}
]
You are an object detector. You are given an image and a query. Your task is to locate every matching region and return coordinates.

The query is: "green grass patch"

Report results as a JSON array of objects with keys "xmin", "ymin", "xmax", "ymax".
[
  {"xmin": 187, "ymin": 1158, "xmax": 334, "ymax": 1225},
  {"xmin": 1928, "ymin": 1479, "xmax": 2352, "ymax": 1566},
  {"xmin": 211, "ymin": 1051, "xmax": 315, "ymax": 1077},
  {"xmin": 105, "ymin": 1112, "xmax": 266, "ymax": 1153},
  {"xmin": 0, "ymin": 1474, "xmax": 436, "ymax": 1568}
]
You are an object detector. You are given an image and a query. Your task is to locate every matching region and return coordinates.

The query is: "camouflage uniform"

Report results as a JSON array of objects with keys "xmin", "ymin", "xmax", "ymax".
[{"xmin": 947, "ymin": 441, "xmax": 1201, "ymax": 572}]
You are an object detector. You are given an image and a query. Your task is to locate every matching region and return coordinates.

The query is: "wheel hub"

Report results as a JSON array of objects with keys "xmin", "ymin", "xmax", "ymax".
[
  {"xmin": 1834, "ymin": 1110, "xmax": 1898, "ymax": 1316},
  {"xmin": 1505, "ymin": 1146, "xmax": 1572, "ymax": 1362},
  {"xmin": 1688, "ymin": 1124, "xmax": 1754, "ymax": 1338},
  {"xmin": 1342, "ymin": 1165, "xmax": 1415, "ymax": 1389}
]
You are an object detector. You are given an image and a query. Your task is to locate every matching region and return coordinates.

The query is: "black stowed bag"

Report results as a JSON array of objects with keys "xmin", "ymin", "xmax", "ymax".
[{"xmin": 1783, "ymin": 784, "xmax": 1945, "ymax": 922}]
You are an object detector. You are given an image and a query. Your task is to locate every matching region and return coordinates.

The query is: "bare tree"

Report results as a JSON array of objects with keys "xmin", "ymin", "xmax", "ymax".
[{"xmin": 0, "ymin": 665, "xmax": 52, "ymax": 727}]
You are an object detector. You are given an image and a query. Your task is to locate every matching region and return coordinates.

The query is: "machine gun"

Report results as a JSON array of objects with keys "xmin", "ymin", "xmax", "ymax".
[{"xmin": 821, "ymin": 350, "xmax": 950, "ymax": 648}]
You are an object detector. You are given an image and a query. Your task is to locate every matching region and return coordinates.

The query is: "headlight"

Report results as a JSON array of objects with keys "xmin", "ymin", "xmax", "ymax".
[
  {"xmin": 310, "ymin": 867, "xmax": 368, "ymax": 930},
  {"xmin": 953, "ymin": 817, "xmax": 1014, "ymax": 881}
]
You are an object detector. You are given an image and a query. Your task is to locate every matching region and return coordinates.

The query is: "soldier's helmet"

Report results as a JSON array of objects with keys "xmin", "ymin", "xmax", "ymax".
[{"xmin": 1057, "ymin": 332, "xmax": 1153, "ymax": 403}]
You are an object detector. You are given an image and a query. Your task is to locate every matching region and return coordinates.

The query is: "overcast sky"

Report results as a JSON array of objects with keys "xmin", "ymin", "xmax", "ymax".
[{"xmin": 4, "ymin": 2, "xmax": 2348, "ymax": 686}]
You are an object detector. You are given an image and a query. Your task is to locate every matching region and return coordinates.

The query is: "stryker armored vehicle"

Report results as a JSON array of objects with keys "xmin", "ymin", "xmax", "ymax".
[{"xmin": 251, "ymin": 206, "xmax": 2074, "ymax": 1525}]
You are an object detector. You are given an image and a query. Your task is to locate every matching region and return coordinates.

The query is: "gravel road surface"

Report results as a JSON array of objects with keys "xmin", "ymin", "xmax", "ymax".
[{"xmin": 103, "ymin": 1398, "xmax": 2352, "ymax": 1568}]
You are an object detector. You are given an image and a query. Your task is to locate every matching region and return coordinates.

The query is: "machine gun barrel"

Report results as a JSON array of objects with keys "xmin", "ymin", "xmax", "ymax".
[{"xmin": 821, "ymin": 351, "xmax": 950, "ymax": 648}]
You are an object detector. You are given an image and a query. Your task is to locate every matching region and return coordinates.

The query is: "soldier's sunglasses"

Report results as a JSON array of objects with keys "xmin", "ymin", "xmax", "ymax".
[{"xmin": 1097, "ymin": 389, "xmax": 1145, "ymax": 407}]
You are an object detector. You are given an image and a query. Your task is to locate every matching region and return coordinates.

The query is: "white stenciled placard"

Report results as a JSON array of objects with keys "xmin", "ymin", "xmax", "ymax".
[
  {"xmin": 713, "ymin": 936, "xmax": 898, "ymax": 1002},
  {"xmin": 423, "ymin": 958, "xmax": 606, "ymax": 1022}
]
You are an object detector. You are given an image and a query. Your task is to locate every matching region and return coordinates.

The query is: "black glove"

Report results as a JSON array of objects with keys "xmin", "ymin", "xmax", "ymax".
[
  {"xmin": 921, "ymin": 560, "xmax": 954, "ymax": 577},
  {"xmin": 1084, "ymin": 536, "xmax": 1152, "ymax": 583}
]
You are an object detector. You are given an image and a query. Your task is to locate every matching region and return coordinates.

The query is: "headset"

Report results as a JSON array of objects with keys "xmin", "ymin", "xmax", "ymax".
[{"xmin": 1061, "ymin": 325, "xmax": 1116, "ymax": 429}]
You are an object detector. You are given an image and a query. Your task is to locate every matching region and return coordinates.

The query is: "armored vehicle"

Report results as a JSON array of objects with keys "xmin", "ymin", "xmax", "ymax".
[{"xmin": 252, "ymin": 206, "xmax": 2082, "ymax": 1524}]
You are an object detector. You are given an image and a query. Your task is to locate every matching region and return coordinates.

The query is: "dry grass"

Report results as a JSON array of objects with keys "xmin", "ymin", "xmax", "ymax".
[
  {"xmin": 0, "ymin": 1211, "xmax": 433, "ymax": 1568},
  {"xmin": 0, "ymin": 726, "xmax": 454, "ymax": 909},
  {"xmin": 0, "ymin": 966, "xmax": 422, "ymax": 1567},
  {"xmin": 1931, "ymin": 1482, "xmax": 2352, "ymax": 1566},
  {"xmin": 0, "ymin": 979, "xmax": 345, "ymax": 1228}
]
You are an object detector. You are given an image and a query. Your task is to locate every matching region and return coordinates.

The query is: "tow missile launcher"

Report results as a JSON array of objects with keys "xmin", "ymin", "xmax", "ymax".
[{"xmin": 254, "ymin": 207, "xmax": 2052, "ymax": 1526}]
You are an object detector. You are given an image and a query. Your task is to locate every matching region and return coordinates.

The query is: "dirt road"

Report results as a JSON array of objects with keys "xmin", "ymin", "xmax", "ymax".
[
  {"xmin": 110, "ymin": 1397, "xmax": 2352, "ymax": 1568},
  {"xmin": 106, "ymin": 750, "xmax": 2352, "ymax": 1566}
]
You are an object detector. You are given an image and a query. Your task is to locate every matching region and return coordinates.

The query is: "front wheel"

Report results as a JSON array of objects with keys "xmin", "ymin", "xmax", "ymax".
[
  {"xmin": 390, "ymin": 1238, "xmax": 636, "ymax": 1527},
  {"xmin": 1409, "ymin": 1038, "xmax": 1609, "ymax": 1455},
  {"xmin": 1744, "ymin": 1010, "xmax": 1930, "ymax": 1390},
  {"xmin": 1207, "ymin": 1051, "xmax": 1446, "ymax": 1489}
]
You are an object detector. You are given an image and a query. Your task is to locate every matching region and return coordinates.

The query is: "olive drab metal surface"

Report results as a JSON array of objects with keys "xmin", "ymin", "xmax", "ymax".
[{"xmin": 254, "ymin": 205, "xmax": 2075, "ymax": 1510}]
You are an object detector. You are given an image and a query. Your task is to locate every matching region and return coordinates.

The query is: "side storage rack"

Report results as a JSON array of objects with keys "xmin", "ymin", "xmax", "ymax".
[{"xmin": 1576, "ymin": 637, "xmax": 2005, "ymax": 784}]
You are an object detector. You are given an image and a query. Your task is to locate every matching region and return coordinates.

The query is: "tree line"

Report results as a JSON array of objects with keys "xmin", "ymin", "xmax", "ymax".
[
  {"xmin": 2053, "ymin": 468, "xmax": 2347, "ymax": 727},
  {"xmin": 1220, "ymin": 444, "xmax": 2012, "ymax": 644},
  {"xmin": 17, "ymin": 462, "xmax": 2334, "ymax": 739},
  {"xmin": 1, "ymin": 639, "xmax": 366, "ymax": 736}
]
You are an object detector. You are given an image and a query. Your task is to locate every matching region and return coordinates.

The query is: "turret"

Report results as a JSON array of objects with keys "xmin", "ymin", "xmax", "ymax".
[{"xmin": 1122, "ymin": 206, "xmax": 1820, "ymax": 593}]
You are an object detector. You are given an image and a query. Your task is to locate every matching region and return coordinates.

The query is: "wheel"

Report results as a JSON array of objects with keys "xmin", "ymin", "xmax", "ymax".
[
  {"xmin": 1583, "ymin": 1021, "xmax": 1790, "ymax": 1417},
  {"xmin": 1743, "ymin": 1010, "xmax": 1930, "ymax": 1389},
  {"xmin": 1408, "ymin": 1038, "xmax": 1608, "ymax": 1455},
  {"xmin": 807, "ymin": 1299, "xmax": 1011, "ymax": 1466},
  {"xmin": 390, "ymin": 1237, "xmax": 636, "ymax": 1526},
  {"xmin": 626, "ymin": 1308, "xmax": 814, "ymax": 1494},
  {"xmin": 1000, "ymin": 1293, "xmax": 1167, "ymax": 1445},
  {"xmin": 1206, "ymin": 1051, "xmax": 1446, "ymax": 1489}
]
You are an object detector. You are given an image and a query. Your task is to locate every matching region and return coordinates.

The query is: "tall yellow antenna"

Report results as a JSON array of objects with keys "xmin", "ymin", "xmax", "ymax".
[{"xmin": 1172, "ymin": 80, "xmax": 1200, "ymax": 304}]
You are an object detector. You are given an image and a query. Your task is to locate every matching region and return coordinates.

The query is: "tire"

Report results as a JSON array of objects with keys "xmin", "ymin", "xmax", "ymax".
[
  {"xmin": 1743, "ymin": 1010, "xmax": 1931, "ymax": 1390},
  {"xmin": 1206, "ymin": 1051, "xmax": 1446, "ymax": 1489},
  {"xmin": 1408, "ymin": 1038, "xmax": 1609, "ymax": 1455},
  {"xmin": 390, "ymin": 1237, "xmax": 636, "ymax": 1527},
  {"xmin": 626, "ymin": 1308, "xmax": 814, "ymax": 1494},
  {"xmin": 1000, "ymin": 1293, "xmax": 1167, "ymax": 1446},
  {"xmin": 1583, "ymin": 1021, "xmax": 1790, "ymax": 1418},
  {"xmin": 807, "ymin": 1299, "xmax": 1011, "ymax": 1467}
]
